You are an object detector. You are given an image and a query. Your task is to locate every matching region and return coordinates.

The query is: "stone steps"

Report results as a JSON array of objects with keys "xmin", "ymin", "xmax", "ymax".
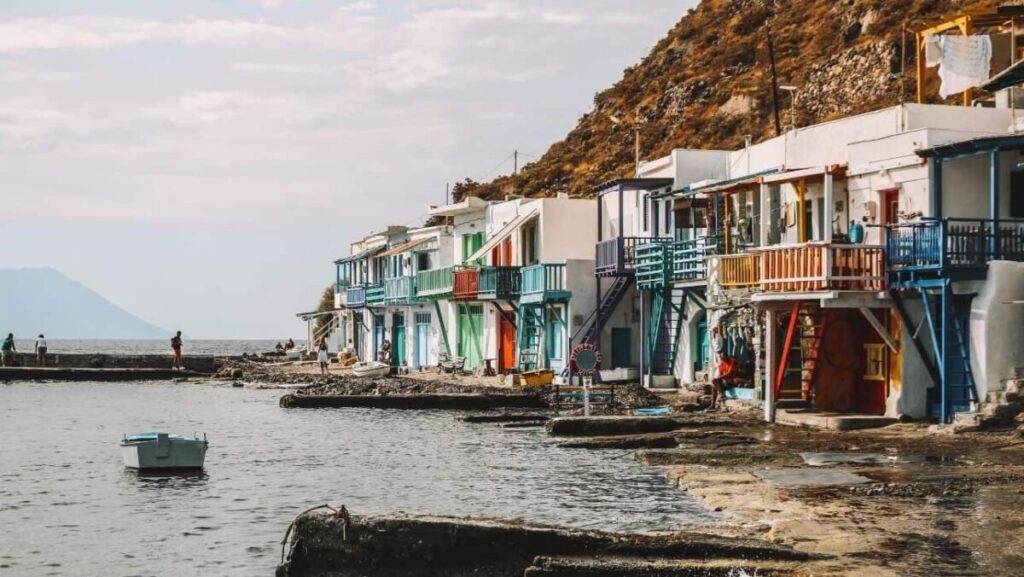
[{"xmin": 951, "ymin": 376, "xmax": 1024, "ymax": 431}]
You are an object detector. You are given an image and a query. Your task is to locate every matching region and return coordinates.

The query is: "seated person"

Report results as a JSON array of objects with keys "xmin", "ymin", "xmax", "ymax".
[{"xmin": 710, "ymin": 352, "xmax": 739, "ymax": 410}]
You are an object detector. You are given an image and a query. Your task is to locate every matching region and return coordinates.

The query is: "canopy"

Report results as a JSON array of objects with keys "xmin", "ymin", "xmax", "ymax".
[
  {"xmin": 464, "ymin": 209, "xmax": 539, "ymax": 263},
  {"xmin": 334, "ymin": 245, "xmax": 385, "ymax": 265}
]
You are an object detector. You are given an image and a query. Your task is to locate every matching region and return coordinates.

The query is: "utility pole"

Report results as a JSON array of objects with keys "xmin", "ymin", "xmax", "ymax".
[
  {"xmin": 514, "ymin": 150, "xmax": 519, "ymax": 175},
  {"xmin": 445, "ymin": 182, "xmax": 450, "ymax": 205},
  {"xmin": 766, "ymin": 22, "xmax": 782, "ymax": 137}
]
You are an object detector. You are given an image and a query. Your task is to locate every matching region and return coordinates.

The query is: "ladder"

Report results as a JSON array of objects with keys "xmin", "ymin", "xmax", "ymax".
[
  {"xmin": 517, "ymin": 304, "xmax": 545, "ymax": 371},
  {"xmin": 775, "ymin": 302, "xmax": 828, "ymax": 403}
]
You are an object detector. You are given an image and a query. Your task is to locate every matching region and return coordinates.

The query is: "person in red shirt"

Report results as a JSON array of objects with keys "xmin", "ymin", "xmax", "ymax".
[{"xmin": 710, "ymin": 351, "xmax": 738, "ymax": 410}]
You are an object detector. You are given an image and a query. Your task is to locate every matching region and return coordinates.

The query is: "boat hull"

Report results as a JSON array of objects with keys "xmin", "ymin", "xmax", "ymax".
[
  {"xmin": 351, "ymin": 361, "xmax": 390, "ymax": 378},
  {"xmin": 121, "ymin": 434, "xmax": 207, "ymax": 470}
]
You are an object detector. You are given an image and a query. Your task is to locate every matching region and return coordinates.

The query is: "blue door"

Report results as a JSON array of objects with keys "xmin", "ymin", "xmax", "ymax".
[
  {"xmin": 415, "ymin": 313, "xmax": 431, "ymax": 367},
  {"xmin": 373, "ymin": 314, "xmax": 385, "ymax": 360}
]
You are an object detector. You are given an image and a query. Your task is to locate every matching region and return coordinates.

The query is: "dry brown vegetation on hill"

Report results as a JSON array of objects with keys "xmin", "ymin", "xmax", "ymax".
[{"xmin": 457, "ymin": 0, "xmax": 1004, "ymax": 201}]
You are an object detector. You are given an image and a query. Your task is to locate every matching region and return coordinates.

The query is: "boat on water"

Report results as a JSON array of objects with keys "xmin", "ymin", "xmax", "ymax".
[
  {"xmin": 351, "ymin": 361, "xmax": 390, "ymax": 378},
  {"xmin": 121, "ymin": 432, "xmax": 208, "ymax": 471}
]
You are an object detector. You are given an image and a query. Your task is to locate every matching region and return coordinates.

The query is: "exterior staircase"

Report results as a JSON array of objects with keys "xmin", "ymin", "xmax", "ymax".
[
  {"xmin": 776, "ymin": 303, "xmax": 827, "ymax": 407},
  {"xmin": 516, "ymin": 304, "xmax": 545, "ymax": 372},
  {"xmin": 575, "ymin": 276, "xmax": 632, "ymax": 345},
  {"xmin": 951, "ymin": 368, "xmax": 1024, "ymax": 431},
  {"xmin": 647, "ymin": 287, "xmax": 685, "ymax": 386}
]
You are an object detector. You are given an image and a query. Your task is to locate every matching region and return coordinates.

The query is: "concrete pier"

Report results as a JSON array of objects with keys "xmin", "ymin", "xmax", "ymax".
[
  {"xmin": 0, "ymin": 367, "xmax": 209, "ymax": 381},
  {"xmin": 277, "ymin": 511, "xmax": 810, "ymax": 577}
]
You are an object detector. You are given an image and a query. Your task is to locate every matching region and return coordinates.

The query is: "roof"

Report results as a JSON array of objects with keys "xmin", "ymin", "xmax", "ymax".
[
  {"xmin": 916, "ymin": 133, "xmax": 1024, "ymax": 159},
  {"xmin": 379, "ymin": 237, "xmax": 433, "ymax": 257},
  {"xmin": 464, "ymin": 209, "xmax": 539, "ymax": 263},
  {"xmin": 982, "ymin": 58, "xmax": 1024, "ymax": 93},
  {"xmin": 593, "ymin": 178, "xmax": 675, "ymax": 196},
  {"xmin": 427, "ymin": 196, "xmax": 489, "ymax": 216},
  {"xmin": 296, "ymin": 308, "xmax": 344, "ymax": 320},
  {"xmin": 672, "ymin": 167, "xmax": 783, "ymax": 198},
  {"xmin": 333, "ymin": 245, "xmax": 386, "ymax": 265}
]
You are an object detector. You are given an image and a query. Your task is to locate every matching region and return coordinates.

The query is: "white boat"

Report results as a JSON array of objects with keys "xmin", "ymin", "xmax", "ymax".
[
  {"xmin": 121, "ymin": 432, "xmax": 208, "ymax": 471},
  {"xmin": 351, "ymin": 361, "xmax": 390, "ymax": 378}
]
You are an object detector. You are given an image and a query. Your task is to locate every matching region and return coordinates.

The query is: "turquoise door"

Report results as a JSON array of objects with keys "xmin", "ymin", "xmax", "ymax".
[
  {"xmin": 374, "ymin": 314, "xmax": 385, "ymax": 360},
  {"xmin": 391, "ymin": 313, "xmax": 405, "ymax": 366},
  {"xmin": 546, "ymin": 306, "xmax": 566, "ymax": 373},
  {"xmin": 611, "ymin": 327, "xmax": 632, "ymax": 368},
  {"xmin": 415, "ymin": 312, "xmax": 431, "ymax": 367}
]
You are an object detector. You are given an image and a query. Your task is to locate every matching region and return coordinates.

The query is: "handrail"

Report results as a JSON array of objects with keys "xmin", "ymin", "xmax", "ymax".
[
  {"xmin": 711, "ymin": 253, "xmax": 761, "ymax": 287},
  {"xmin": 596, "ymin": 236, "xmax": 671, "ymax": 274},
  {"xmin": 478, "ymin": 266, "xmax": 521, "ymax": 298},
  {"xmin": 886, "ymin": 218, "xmax": 1024, "ymax": 271},
  {"xmin": 756, "ymin": 243, "xmax": 884, "ymax": 292},
  {"xmin": 522, "ymin": 263, "xmax": 566, "ymax": 296},
  {"xmin": 415, "ymin": 266, "xmax": 455, "ymax": 297}
]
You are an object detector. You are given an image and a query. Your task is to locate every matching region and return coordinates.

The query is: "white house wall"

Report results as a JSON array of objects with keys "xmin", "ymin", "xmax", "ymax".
[{"xmin": 538, "ymin": 198, "xmax": 598, "ymax": 262}]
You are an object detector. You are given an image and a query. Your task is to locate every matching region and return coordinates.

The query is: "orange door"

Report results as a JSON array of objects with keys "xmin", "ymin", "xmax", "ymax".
[{"xmin": 499, "ymin": 312, "xmax": 516, "ymax": 372}]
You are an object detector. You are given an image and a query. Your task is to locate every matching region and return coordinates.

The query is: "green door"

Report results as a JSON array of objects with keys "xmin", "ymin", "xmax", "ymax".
[
  {"xmin": 462, "ymin": 232, "xmax": 485, "ymax": 264},
  {"xmin": 611, "ymin": 327, "xmax": 632, "ymax": 368},
  {"xmin": 457, "ymin": 304, "xmax": 484, "ymax": 369},
  {"xmin": 392, "ymin": 313, "xmax": 405, "ymax": 366},
  {"xmin": 694, "ymin": 318, "xmax": 708, "ymax": 375}
]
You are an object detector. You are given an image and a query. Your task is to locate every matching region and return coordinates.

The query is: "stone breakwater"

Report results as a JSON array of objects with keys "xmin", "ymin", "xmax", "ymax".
[
  {"xmin": 276, "ymin": 510, "xmax": 810, "ymax": 577},
  {"xmin": 6, "ymin": 351, "xmax": 215, "ymax": 373}
]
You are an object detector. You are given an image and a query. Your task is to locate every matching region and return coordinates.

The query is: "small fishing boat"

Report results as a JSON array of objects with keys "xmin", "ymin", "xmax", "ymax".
[
  {"xmin": 634, "ymin": 405, "xmax": 672, "ymax": 416},
  {"xmin": 121, "ymin": 432, "xmax": 208, "ymax": 471},
  {"xmin": 351, "ymin": 361, "xmax": 390, "ymax": 378}
]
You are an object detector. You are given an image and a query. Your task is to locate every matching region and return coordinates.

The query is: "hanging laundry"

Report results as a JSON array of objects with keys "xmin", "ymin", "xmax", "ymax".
[{"xmin": 925, "ymin": 35, "xmax": 992, "ymax": 98}]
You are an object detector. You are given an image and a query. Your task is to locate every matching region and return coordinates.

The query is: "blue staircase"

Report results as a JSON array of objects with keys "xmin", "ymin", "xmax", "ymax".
[
  {"xmin": 647, "ymin": 287, "xmax": 686, "ymax": 380},
  {"xmin": 575, "ymin": 276, "xmax": 632, "ymax": 345}
]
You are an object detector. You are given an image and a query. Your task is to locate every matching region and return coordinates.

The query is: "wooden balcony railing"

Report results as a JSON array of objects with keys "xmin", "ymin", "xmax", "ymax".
[
  {"xmin": 758, "ymin": 243, "xmax": 885, "ymax": 292},
  {"xmin": 596, "ymin": 236, "xmax": 670, "ymax": 276},
  {"xmin": 521, "ymin": 263, "xmax": 571, "ymax": 303},
  {"xmin": 365, "ymin": 283, "xmax": 385, "ymax": 306},
  {"xmin": 672, "ymin": 237, "xmax": 718, "ymax": 282},
  {"xmin": 384, "ymin": 276, "xmax": 418, "ymax": 305},
  {"xmin": 886, "ymin": 218, "xmax": 1024, "ymax": 274},
  {"xmin": 415, "ymin": 266, "xmax": 454, "ymax": 299},
  {"xmin": 711, "ymin": 253, "xmax": 761, "ymax": 288},
  {"xmin": 478, "ymin": 266, "xmax": 521, "ymax": 300},
  {"xmin": 453, "ymin": 268, "xmax": 479, "ymax": 300},
  {"xmin": 346, "ymin": 285, "xmax": 367, "ymax": 308}
]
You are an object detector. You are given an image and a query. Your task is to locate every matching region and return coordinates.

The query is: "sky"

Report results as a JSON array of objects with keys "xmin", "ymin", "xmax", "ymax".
[{"xmin": 0, "ymin": 0, "xmax": 695, "ymax": 339}]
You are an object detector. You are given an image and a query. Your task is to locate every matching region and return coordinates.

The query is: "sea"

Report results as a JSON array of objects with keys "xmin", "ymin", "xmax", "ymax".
[{"xmin": 0, "ymin": 381, "xmax": 713, "ymax": 577}]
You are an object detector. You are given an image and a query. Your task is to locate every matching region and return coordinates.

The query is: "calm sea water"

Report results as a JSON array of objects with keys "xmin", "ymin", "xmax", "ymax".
[
  {"xmin": 8, "ymin": 339, "xmax": 298, "ymax": 356},
  {"xmin": 0, "ymin": 382, "xmax": 712, "ymax": 577}
]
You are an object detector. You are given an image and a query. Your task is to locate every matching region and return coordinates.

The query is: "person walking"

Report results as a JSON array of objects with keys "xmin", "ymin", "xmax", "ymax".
[
  {"xmin": 171, "ymin": 331, "xmax": 183, "ymax": 371},
  {"xmin": 34, "ymin": 334, "xmax": 48, "ymax": 367},
  {"xmin": 317, "ymin": 337, "xmax": 329, "ymax": 375},
  {"xmin": 1, "ymin": 333, "xmax": 15, "ymax": 367}
]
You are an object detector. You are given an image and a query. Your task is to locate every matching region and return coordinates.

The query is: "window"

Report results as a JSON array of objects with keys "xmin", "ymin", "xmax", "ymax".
[
  {"xmin": 462, "ymin": 232, "xmax": 485, "ymax": 264},
  {"xmin": 416, "ymin": 252, "xmax": 430, "ymax": 273},
  {"xmin": 864, "ymin": 344, "xmax": 886, "ymax": 381}
]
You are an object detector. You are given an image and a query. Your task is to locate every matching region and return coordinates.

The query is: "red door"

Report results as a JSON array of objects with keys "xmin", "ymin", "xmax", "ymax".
[
  {"xmin": 499, "ymin": 312, "xmax": 516, "ymax": 372},
  {"xmin": 881, "ymin": 189, "xmax": 899, "ymax": 225}
]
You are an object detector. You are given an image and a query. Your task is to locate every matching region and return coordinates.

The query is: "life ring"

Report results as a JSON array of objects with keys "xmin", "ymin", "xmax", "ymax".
[{"xmin": 570, "ymin": 342, "xmax": 602, "ymax": 376}]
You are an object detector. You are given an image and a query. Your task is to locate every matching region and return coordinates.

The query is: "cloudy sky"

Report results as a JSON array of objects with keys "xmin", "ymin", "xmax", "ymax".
[{"xmin": 0, "ymin": 0, "xmax": 693, "ymax": 339}]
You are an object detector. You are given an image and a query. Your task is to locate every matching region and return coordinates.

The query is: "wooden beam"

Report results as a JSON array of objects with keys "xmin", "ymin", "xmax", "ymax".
[{"xmin": 859, "ymin": 307, "xmax": 899, "ymax": 353}]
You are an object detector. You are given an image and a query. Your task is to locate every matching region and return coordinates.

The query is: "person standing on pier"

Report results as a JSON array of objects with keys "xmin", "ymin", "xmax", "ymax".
[
  {"xmin": 34, "ymin": 334, "xmax": 47, "ymax": 367},
  {"xmin": 171, "ymin": 331, "xmax": 183, "ymax": 371},
  {"xmin": 1, "ymin": 333, "xmax": 15, "ymax": 367}
]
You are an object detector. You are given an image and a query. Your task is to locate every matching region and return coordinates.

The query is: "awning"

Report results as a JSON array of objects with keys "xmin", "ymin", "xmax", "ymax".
[
  {"xmin": 296, "ymin": 308, "xmax": 344, "ymax": 320},
  {"xmin": 379, "ymin": 237, "xmax": 432, "ymax": 257},
  {"xmin": 333, "ymin": 245, "xmax": 385, "ymax": 265},
  {"xmin": 673, "ymin": 167, "xmax": 783, "ymax": 198},
  {"xmin": 464, "ymin": 209, "xmax": 539, "ymax": 263},
  {"xmin": 916, "ymin": 133, "xmax": 1024, "ymax": 159},
  {"xmin": 982, "ymin": 58, "xmax": 1024, "ymax": 93}
]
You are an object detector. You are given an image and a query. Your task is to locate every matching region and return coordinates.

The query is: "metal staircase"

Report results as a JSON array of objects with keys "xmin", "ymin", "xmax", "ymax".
[
  {"xmin": 646, "ymin": 287, "xmax": 686, "ymax": 381},
  {"xmin": 917, "ymin": 282, "xmax": 978, "ymax": 422},
  {"xmin": 574, "ymin": 276, "xmax": 632, "ymax": 345}
]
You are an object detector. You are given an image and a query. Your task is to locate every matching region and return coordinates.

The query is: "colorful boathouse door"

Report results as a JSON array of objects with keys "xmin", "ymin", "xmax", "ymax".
[
  {"xmin": 458, "ymin": 304, "xmax": 484, "ymax": 369},
  {"xmin": 373, "ymin": 314, "xmax": 385, "ymax": 360},
  {"xmin": 695, "ymin": 319, "xmax": 708, "ymax": 375},
  {"xmin": 391, "ymin": 313, "xmax": 405, "ymax": 366},
  {"xmin": 499, "ymin": 312, "xmax": 516, "ymax": 373},
  {"xmin": 415, "ymin": 312, "xmax": 431, "ymax": 368}
]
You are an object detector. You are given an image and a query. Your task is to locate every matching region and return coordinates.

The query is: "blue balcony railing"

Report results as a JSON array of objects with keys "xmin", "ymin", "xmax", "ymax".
[
  {"xmin": 478, "ymin": 266, "xmax": 521, "ymax": 300},
  {"xmin": 596, "ymin": 236, "xmax": 670, "ymax": 276},
  {"xmin": 521, "ymin": 263, "xmax": 570, "ymax": 303},
  {"xmin": 346, "ymin": 285, "xmax": 367, "ymax": 308},
  {"xmin": 886, "ymin": 218, "xmax": 1024, "ymax": 282},
  {"xmin": 384, "ymin": 276, "xmax": 418, "ymax": 305},
  {"xmin": 365, "ymin": 283, "xmax": 385, "ymax": 306}
]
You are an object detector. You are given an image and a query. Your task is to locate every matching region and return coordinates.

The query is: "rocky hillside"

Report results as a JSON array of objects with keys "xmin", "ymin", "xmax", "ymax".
[{"xmin": 457, "ymin": 0, "xmax": 1004, "ymax": 201}]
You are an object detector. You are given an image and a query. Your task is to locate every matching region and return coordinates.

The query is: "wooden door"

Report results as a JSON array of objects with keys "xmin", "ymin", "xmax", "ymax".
[
  {"xmin": 882, "ymin": 189, "xmax": 899, "ymax": 225},
  {"xmin": 499, "ymin": 312, "xmax": 516, "ymax": 372}
]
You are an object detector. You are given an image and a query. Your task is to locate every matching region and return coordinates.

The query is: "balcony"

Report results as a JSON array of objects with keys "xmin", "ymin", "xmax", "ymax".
[
  {"xmin": 521, "ymin": 263, "xmax": 571, "ymax": 304},
  {"xmin": 757, "ymin": 243, "xmax": 885, "ymax": 293},
  {"xmin": 453, "ymin": 268, "xmax": 479, "ymax": 301},
  {"xmin": 886, "ymin": 218, "xmax": 1024, "ymax": 286},
  {"xmin": 415, "ymin": 266, "xmax": 454, "ymax": 299},
  {"xmin": 596, "ymin": 236, "xmax": 669, "ymax": 276},
  {"xmin": 672, "ymin": 237, "xmax": 717, "ymax": 283},
  {"xmin": 384, "ymin": 276, "xmax": 419, "ymax": 305},
  {"xmin": 709, "ymin": 253, "xmax": 761, "ymax": 288},
  {"xmin": 634, "ymin": 243, "xmax": 671, "ymax": 290},
  {"xmin": 346, "ymin": 285, "xmax": 367, "ymax": 308},
  {"xmin": 365, "ymin": 283, "xmax": 385, "ymax": 306},
  {"xmin": 478, "ymin": 266, "xmax": 521, "ymax": 300}
]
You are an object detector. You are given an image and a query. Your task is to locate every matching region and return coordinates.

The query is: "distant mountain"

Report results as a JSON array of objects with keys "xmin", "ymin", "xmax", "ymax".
[{"xmin": 0, "ymin": 267, "xmax": 169, "ymax": 339}]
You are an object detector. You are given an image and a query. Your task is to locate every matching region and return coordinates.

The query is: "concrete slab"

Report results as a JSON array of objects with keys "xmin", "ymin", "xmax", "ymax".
[
  {"xmin": 0, "ymin": 367, "xmax": 208, "ymax": 381},
  {"xmin": 776, "ymin": 409, "xmax": 897, "ymax": 431},
  {"xmin": 754, "ymin": 468, "xmax": 874, "ymax": 487}
]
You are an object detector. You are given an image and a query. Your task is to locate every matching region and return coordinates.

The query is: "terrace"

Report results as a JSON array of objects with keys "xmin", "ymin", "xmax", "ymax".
[
  {"xmin": 520, "ymin": 263, "xmax": 571, "ymax": 304},
  {"xmin": 384, "ymin": 276, "xmax": 420, "ymax": 305},
  {"xmin": 757, "ymin": 243, "xmax": 886, "ymax": 294},
  {"xmin": 415, "ymin": 266, "xmax": 454, "ymax": 300},
  {"xmin": 594, "ymin": 178, "xmax": 675, "ymax": 277},
  {"xmin": 478, "ymin": 266, "xmax": 521, "ymax": 300},
  {"xmin": 886, "ymin": 218, "xmax": 1024, "ymax": 287},
  {"xmin": 453, "ymin": 268, "xmax": 479, "ymax": 301}
]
